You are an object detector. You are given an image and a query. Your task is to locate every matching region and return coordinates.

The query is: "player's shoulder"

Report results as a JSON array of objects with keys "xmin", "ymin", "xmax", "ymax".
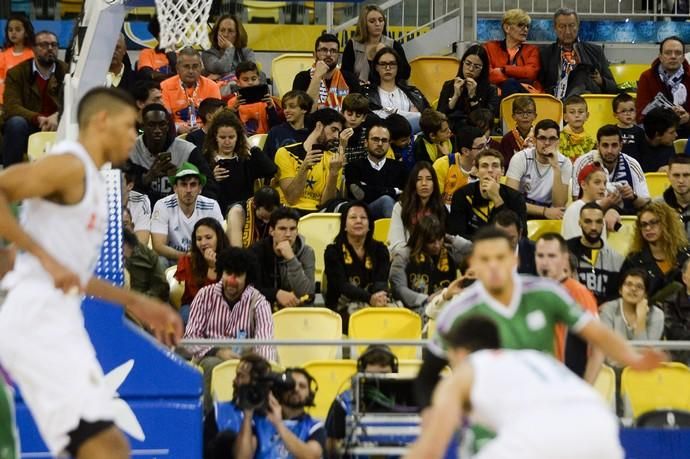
[{"xmin": 436, "ymin": 282, "xmax": 485, "ymax": 326}]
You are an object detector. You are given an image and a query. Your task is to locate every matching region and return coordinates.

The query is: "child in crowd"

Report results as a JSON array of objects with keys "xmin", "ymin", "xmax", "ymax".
[
  {"xmin": 340, "ymin": 93, "xmax": 370, "ymax": 162},
  {"xmin": 263, "ymin": 90, "xmax": 312, "ymax": 160},
  {"xmin": 413, "ymin": 109, "xmax": 454, "ymax": 164},
  {"xmin": 185, "ymin": 98, "xmax": 226, "ymax": 150},
  {"xmin": 468, "ymin": 108, "xmax": 501, "ymax": 150},
  {"xmin": 559, "ymin": 94, "xmax": 596, "ymax": 160},
  {"xmin": 613, "ymin": 92, "xmax": 645, "ymax": 158},
  {"xmin": 499, "ymin": 95, "xmax": 536, "ymax": 165},
  {"xmin": 227, "ymin": 61, "xmax": 282, "ymax": 135},
  {"xmin": 387, "ymin": 114, "xmax": 415, "ymax": 170},
  {"xmin": 0, "ymin": 13, "xmax": 33, "ymax": 106}
]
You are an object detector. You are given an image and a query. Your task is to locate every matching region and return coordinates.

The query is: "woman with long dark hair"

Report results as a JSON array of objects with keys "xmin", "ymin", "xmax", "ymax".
[
  {"xmin": 388, "ymin": 161, "xmax": 447, "ymax": 253},
  {"xmin": 437, "ymin": 44, "xmax": 499, "ymax": 132},
  {"xmin": 324, "ymin": 201, "xmax": 391, "ymax": 331}
]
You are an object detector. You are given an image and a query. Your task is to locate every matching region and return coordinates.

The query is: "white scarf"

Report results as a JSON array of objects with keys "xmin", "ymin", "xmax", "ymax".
[{"xmin": 658, "ymin": 65, "xmax": 687, "ymax": 106}]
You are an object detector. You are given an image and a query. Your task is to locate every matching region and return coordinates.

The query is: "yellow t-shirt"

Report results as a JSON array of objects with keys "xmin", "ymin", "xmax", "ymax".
[
  {"xmin": 433, "ymin": 153, "xmax": 471, "ymax": 206},
  {"xmin": 274, "ymin": 143, "xmax": 343, "ymax": 211}
]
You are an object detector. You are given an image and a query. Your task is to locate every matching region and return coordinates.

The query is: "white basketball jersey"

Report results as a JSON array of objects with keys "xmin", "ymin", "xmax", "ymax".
[
  {"xmin": 2, "ymin": 140, "xmax": 107, "ymax": 288},
  {"xmin": 468, "ymin": 349, "xmax": 604, "ymax": 432}
]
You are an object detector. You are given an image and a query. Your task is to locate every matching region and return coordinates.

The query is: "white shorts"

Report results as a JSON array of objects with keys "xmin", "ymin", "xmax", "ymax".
[
  {"xmin": 0, "ymin": 281, "xmax": 115, "ymax": 456},
  {"xmin": 474, "ymin": 405, "xmax": 623, "ymax": 459}
]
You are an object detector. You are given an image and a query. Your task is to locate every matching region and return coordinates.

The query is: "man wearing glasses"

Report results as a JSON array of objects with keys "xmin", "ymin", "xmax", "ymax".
[
  {"xmin": 1, "ymin": 31, "xmax": 65, "ymax": 168},
  {"xmin": 292, "ymin": 34, "xmax": 361, "ymax": 112},
  {"xmin": 539, "ymin": 8, "xmax": 617, "ymax": 98},
  {"xmin": 505, "ymin": 119, "xmax": 573, "ymax": 219}
]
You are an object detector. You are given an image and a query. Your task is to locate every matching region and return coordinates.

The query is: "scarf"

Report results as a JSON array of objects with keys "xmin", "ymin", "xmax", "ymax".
[
  {"xmin": 310, "ymin": 65, "xmax": 350, "ymax": 111},
  {"xmin": 511, "ymin": 127, "xmax": 529, "ymax": 151},
  {"xmin": 413, "ymin": 246, "xmax": 450, "ymax": 273},
  {"xmin": 658, "ymin": 65, "xmax": 687, "ymax": 106},
  {"xmin": 241, "ymin": 198, "xmax": 269, "ymax": 248},
  {"xmin": 556, "ymin": 45, "xmax": 578, "ymax": 99},
  {"xmin": 562, "ymin": 125, "xmax": 589, "ymax": 145},
  {"xmin": 423, "ymin": 137, "xmax": 453, "ymax": 163}
]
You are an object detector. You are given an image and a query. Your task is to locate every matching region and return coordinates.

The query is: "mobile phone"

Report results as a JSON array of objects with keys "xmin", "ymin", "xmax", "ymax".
[
  {"xmin": 159, "ymin": 152, "xmax": 172, "ymax": 163},
  {"xmin": 238, "ymin": 84, "xmax": 269, "ymax": 104},
  {"xmin": 311, "ymin": 144, "xmax": 328, "ymax": 152},
  {"xmin": 217, "ymin": 158, "xmax": 234, "ymax": 169}
]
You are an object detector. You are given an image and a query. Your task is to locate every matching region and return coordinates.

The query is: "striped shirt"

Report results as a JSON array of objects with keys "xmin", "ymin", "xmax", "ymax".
[{"xmin": 184, "ymin": 282, "xmax": 276, "ymax": 362}]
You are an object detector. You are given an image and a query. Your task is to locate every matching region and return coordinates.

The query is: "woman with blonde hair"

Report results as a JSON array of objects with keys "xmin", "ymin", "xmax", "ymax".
[
  {"xmin": 621, "ymin": 201, "xmax": 690, "ymax": 299},
  {"xmin": 483, "ymin": 8, "xmax": 542, "ymax": 97},
  {"xmin": 342, "ymin": 4, "xmax": 411, "ymax": 84}
]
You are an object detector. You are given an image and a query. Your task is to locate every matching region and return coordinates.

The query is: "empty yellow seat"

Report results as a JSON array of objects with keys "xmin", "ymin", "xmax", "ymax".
[
  {"xmin": 645, "ymin": 172, "xmax": 670, "ymax": 199},
  {"xmin": 297, "ymin": 213, "xmax": 341, "ymax": 283},
  {"xmin": 609, "ymin": 64, "xmax": 648, "ymax": 88},
  {"xmin": 211, "ymin": 359, "xmax": 283, "ymax": 402},
  {"xmin": 621, "ymin": 362, "xmax": 690, "ymax": 418},
  {"xmin": 27, "ymin": 132, "xmax": 57, "ymax": 162},
  {"xmin": 373, "ymin": 218, "xmax": 391, "ymax": 244},
  {"xmin": 675, "ymin": 138, "xmax": 688, "ymax": 154},
  {"xmin": 500, "ymin": 94, "xmax": 563, "ymax": 134},
  {"xmin": 593, "ymin": 365, "xmax": 617, "ymax": 411},
  {"xmin": 348, "ymin": 308, "xmax": 422, "ymax": 359},
  {"xmin": 248, "ymin": 133, "xmax": 268, "ymax": 150},
  {"xmin": 271, "ymin": 53, "xmax": 314, "ymax": 97},
  {"xmin": 408, "ymin": 56, "xmax": 460, "ymax": 103},
  {"xmin": 303, "ymin": 359, "xmax": 357, "ymax": 419},
  {"xmin": 165, "ymin": 265, "xmax": 184, "ymax": 310},
  {"xmin": 581, "ymin": 94, "xmax": 618, "ymax": 140},
  {"xmin": 273, "ymin": 307, "xmax": 342, "ymax": 367},
  {"xmin": 526, "ymin": 219, "xmax": 563, "ymax": 241},
  {"xmin": 397, "ymin": 359, "xmax": 422, "ymax": 377},
  {"xmin": 606, "ymin": 215, "xmax": 637, "ymax": 257},
  {"xmin": 244, "ymin": 1, "xmax": 286, "ymax": 23}
]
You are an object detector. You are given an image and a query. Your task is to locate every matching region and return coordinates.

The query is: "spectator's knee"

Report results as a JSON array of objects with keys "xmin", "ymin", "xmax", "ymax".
[{"xmin": 3, "ymin": 116, "xmax": 30, "ymax": 134}]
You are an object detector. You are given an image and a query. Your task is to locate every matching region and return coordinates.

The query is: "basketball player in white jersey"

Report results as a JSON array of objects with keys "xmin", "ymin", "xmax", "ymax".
[
  {"xmin": 0, "ymin": 88, "xmax": 183, "ymax": 459},
  {"xmin": 405, "ymin": 315, "xmax": 625, "ymax": 459}
]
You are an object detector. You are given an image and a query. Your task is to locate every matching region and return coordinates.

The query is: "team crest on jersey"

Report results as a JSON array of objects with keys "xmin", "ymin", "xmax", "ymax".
[{"xmin": 526, "ymin": 310, "xmax": 546, "ymax": 331}]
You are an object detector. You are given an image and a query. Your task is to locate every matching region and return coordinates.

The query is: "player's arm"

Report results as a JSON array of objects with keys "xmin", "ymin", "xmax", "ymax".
[
  {"xmin": 583, "ymin": 346, "xmax": 605, "ymax": 385},
  {"xmin": 404, "ymin": 363, "xmax": 471, "ymax": 459},
  {"xmin": 85, "ymin": 277, "xmax": 182, "ymax": 346},
  {"xmin": 415, "ymin": 347, "xmax": 450, "ymax": 407},
  {"xmin": 577, "ymin": 319, "xmax": 666, "ymax": 370},
  {"xmin": 0, "ymin": 155, "xmax": 85, "ymax": 291}
]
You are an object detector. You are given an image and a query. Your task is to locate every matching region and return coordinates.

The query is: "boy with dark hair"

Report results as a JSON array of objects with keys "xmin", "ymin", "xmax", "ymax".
[
  {"xmin": 413, "ymin": 109, "xmax": 454, "ymax": 164},
  {"xmin": 500, "ymin": 95, "xmax": 536, "ymax": 164},
  {"xmin": 263, "ymin": 90, "xmax": 312, "ymax": 160},
  {"xmin": 560, "ymin": 94, "xmax": 595, "ymax": 160},
  {"xmin": 433, "ymin": 125, "xmax": 484, "ymax": 207},
  {"xmin": 129, "ymin": 79, "xmax": 162, "ymax": 131},
  {"xmin": 613, "ymin": 92, "xmax": 645, "ymax": 158},
  {"xmin": 186, "ymin": 97, "xmax": 226, "ymax": 150},
  {"xmin": 227, "ymin": 61, "xmax": 282, "ymax": 135},
  {"xmin": 386, "ymin": 113, "xmax": 414, "ymax": 170},
  {"xmin": 637, "ymin": 107, "xmax": 679, "ymax": 172},
  {"xmin": 468, "ymin": 107, "xmax": 501, "ymax": 150},
  {"xmin": 339, "ymin": 93, "xmax": 370, "ymax": 162}
]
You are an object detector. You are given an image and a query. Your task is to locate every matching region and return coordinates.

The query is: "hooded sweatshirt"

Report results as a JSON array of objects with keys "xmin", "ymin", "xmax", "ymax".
[{"xmin": 567, "ymin": 237, "xmax": 624, "ymax": 304}]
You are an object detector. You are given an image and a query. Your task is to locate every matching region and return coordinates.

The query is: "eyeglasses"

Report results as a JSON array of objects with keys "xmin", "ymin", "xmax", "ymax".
[
  {"xmin": 470, "ymin": 144, "xmax": 485, "ymax": 151},
  {"xmin": 377, "ymin": 61, "xmax": 398, "ymax": 69},
  {"xmin": 36, "ymin": 42, "xmax": 58, "ymax": 49},
  {"xmin": 536, "ymin": 135, "xmax": 559, "ymax": 143},
  {"xmin": 622, "ymin": 281, "xmax": 645, "ymax": 290},
  {"xmin": 514, "ymin": 110, "xmax": 535, "ymax": 116},
  {"xmin": 316, "ymin": 47, "xmax": 338, "ymax": 55},
  {"xmin": 369, "ymin": 136, "xmax": 390, "ymax": 144},
  {"xmin": 639, "ymin": 219, "xmax": 660, "ymax": 229},
  {"xmin": 616, "ymin": 108, "xmax": 636, "ymax": 114},
  {"xmin": 463, "ymin": 61, "xmax": 483, "ymax": 71}
]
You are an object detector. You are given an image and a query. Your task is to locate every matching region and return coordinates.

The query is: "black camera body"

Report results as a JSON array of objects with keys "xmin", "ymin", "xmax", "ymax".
[{"xmin": 235, "ymin": 371, "xmax": 295, "ymax": 413}]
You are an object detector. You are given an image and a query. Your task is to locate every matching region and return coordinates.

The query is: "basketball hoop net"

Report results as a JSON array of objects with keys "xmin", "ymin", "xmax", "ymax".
[{"xmin": 154, "ymin": 0, "xmax": 212, "ymax": 50}]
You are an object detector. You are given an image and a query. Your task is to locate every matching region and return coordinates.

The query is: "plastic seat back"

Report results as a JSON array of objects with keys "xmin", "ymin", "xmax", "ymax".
[
  {"xmin": 248, "ymin": 133, "xmax": 268, "ymax": 150},
  {"xmin": 621, "ymin": 362, "xmax": 690, "ymax": 418},
  {"xmin": 27, "ymin": 132, "xmax": 57, "ymax": 162},
  {"xmin": 593, "ymin": 365, "xmax": 617, "ymax": 411},
  {"xmin": 271, "ymin": 53, "xmax": 314, "ymax": 97},
  {"xmin": 397, "ymin": 359, "xmax": 422, "ymax": 377},
  {"xmin": 373, "ymin": 218, "xmax": 391, "ymax": 244},
  {"xmin": 408, "ymin": 56, "xmax": 460, "ymax": 103},
  {"xmin": 674, "ymin": 139, "xmax": 687, "ymax": 154},
  {"xmin": 348, "ymin": 308, "xmax": 422, "ymax": 359},
  {"xmin": 303, "ymin": 359, "xmax": 357, "ymax": 419},
  {"xmin": 526, "ymin": 219, "xmax": 563, "ymax": 241},
  {"xmin": 606, "ymin": 216, "xmax": 637, "ymax": 257},
  {"xmin": 297, "ymin": 213, "xmax": 341, "ymax": 283},
  {"xmin": 609, "ymin": 64, "xmax": 648, "ymax": 88},
  {"xmin": 645, "ymin": 172, "xmax": 670, "ymax": 199},
  {"xmin": 500, "ymin": 94, "xmax": 563, "ymax": 133},
  {"xmin": 211, "ymin": 359, "xmax": 240, "ymax": 402},
  {"xmin": 581, "ymin": 94, "xmax": 618, "ymax": 140},
  {"xmin": 165, "ymin": 265, "xmax": 184, "ymax": 310},
  {"xmin": 273, "ymin": 308, "xmax": 342, "ymax": 366}
]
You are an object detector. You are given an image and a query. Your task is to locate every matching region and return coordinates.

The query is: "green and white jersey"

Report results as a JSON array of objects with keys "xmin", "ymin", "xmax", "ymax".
[{"xmin": 429, "ymin": 273, "xmax": 593, "ymax": 358}]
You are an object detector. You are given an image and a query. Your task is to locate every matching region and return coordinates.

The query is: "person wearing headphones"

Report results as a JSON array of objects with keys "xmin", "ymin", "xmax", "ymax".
[
  {"xmin": 324, "ymin": 345, "xmax": 398, "ymax": 458},
  {"xmin": 233, "ymin": 367, "xmax": 325, "ymax": 459}
]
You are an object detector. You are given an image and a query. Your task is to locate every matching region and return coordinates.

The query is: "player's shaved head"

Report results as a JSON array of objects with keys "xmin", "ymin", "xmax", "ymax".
[
  {"xmin": 77, "ymin": 87, "xmax": 137, "ymax": 128},
  {"xmin": 443, "ymin": 315, "xmax": 501, "ymax": 352}
]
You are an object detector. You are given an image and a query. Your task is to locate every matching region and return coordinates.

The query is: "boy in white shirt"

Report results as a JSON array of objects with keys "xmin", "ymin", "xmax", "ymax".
[{"xmin": 151, "ymin": 163, "xmax": 224, "ymax": 265}]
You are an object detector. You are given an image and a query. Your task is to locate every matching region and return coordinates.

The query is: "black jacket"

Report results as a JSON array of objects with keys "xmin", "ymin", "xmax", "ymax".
[
  {"xmin": 365, "ymin": 82, "xmax": 429, "ymax": 114},
  {"xmin": 437, "ymin": 79, "xmax": 500, "ymax": 131},
  {"xmin": 661, "ymin": 290, "xmax": 690, "ymax": 364},
  {"xmin": 344, "ymin": 156, "xmax": 408, "ymax": 203},
  {"xmin": 621, "ymin": 246, "xmax": 690, "ymax": 299},
  {"xmin": 448, "ymin": 181, "xmax": 527, "ymax": 239},
  {"xmin": 539, "ymin": 41, "xmax": 618, "ymax": 97},
  {"xmin": 517, "ymin": 238, "xmax": 537, "ymax": 275}
]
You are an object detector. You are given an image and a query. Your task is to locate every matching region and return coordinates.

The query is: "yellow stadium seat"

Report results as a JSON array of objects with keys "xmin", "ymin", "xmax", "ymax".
[
  {"xmin": 606, "ymin": 215, "xmax": 637, "ymax": 257},
  {"xmin": 675, "ymin": 139, "xmax": 688, "ymax": 154},
  {"xmin": 645, "ymin": 172, "xmax": 670, "ymax": 199},
  {"xmin": 526, "ymin": 219, "xmax": 563, "ymax": 241},
  {"xmin": 582, "ymin": 94, "xmax": 618, "ymax": 140},
  {"xmin": 244, "ymin": 1, "xmax": 286, "ymax": 23},
  {"xmin": 609, "ymin": 64, "xmax": 648, "ymax": 87},
  {"xmin": 621, "ymin": 362, "xmax": 690, "ymax": 418},
  {"xmin": 373, "ymin": 218, "xmax": 391, "ymax": 244},
  {"xmin": 500, "ymin": 93, "xmax": 563, "ymax": 134},
  {"xmin": 398, "ymin": 359, "xmax": 422, "ymax": 377},
  {"xmin": 211, "ymin": 359, "xmax": 283, "ymax": 402},
  {"xmin": 249, "ymin": 133, "xmax": 268, "ymax": 150},
  {"xmin": 408, "ymin": 56, "xmax": 460, "ymax": 103},
  {"xmin": 303, "ymin": 359, "xmax": 357, "ymax": 419},
  {"xmin": 56, "ymin": 0, "xmax": 82, "ymax": 18},
  {"xmin": 425, "ymin": 319, "xmax": 436, "ymax": 339},
  {"xmin": 165, "ymin": 265, "xmax": 184, "ymax": 310},
  {"xmin": 431, "ymin": 98, "xmax": 439, "ymax": 109},
  {"xmin": 297, "ymin": 212, "xmax": 341, "ymax": 284},
  {"xmin": 273, "ymin": 307, "xmax": 342, "ymax": 367},
  {"xmin": 27, "ymin": 132, "xmax": 57, "ymax": 162},
  {"xmin": 593, "ymin": 365, "xmax": 617, "ymax": 411},
  {"xmin": 348, "ymin": 308, "xmax": 422, "ymax": 359},
  {"xmin": 271, "ymin": 53, "xmax": 314, "ymax": 97}
]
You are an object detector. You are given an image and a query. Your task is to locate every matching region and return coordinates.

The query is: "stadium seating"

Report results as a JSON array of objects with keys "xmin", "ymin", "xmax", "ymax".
[
  {"xmin": 303, "ymin": 359, "xmax": 357, "ymax": 419},
  {"xmin": 621, "ymin": 362, "xmax": 690, "ymax": 418},
  {"xmin": 10, "ymin": 0, "xmax": 33, "ymax": 18},
  {"xmin": 606, "ymin": 215, "xmax": 637, "ymax": 257},
  {"xmin": 408, "ymin": 56, "xmax": 459, "ymax": 103},
  {"xmin": 674, "ymin": 139, "xmax": 688, "ymax": 154},
  {"xmin": 165, "ymin": 265, "xmax": 184, "ymax": 310},
  {"xmin": 248, "ymin": 133, "xmax": 268, "ymax": 150},
  {"xmin": 244, "ymin": 1, "xmax": 286, "ymax": 23},
  {"xmin": 398, "ymin": 359, "xmax": 422, "ymax": 377},
  {"xmin": 581, "ymin": 94, "xmax": 617, "ymax": 140},
  {"xmin": 526, "ymin": 219, "xmax": 563, "ymax": 241},
  {"xmin": 272, "ymin": 307, "xmax": 342, "ymax": 366},
  {"xmin": 56, "ymin": 0, "xmax": 83, "ymax": 18},
  {"xmin": 211, "ymin": 359, "xmax": 284, "ymax": 402},
  {"xmin": 593, "ymin": 365, "xmax": 617, "ymax": 411},
  {"xmin": 271, "ymin": 53, "xmax": 313, "ymax": 97},
  {"xmin": 609, "ymin": 64, "xmax": 648, "ymax": 88},
  {"xmin": 373, "ymin": 218, "xmax": 391, "ymax": 244},
  {"xmin": 297, "ymin": 212, "xmax": 340, "ymax": 284},
  {"xmin": 348, "ymin": 308, "xmax": 422, "ymax": 360},
  {"xmin": 500, "ymin": 94, "xmax": 563, "ymax": 133},
  {"xmin": 27, "ymin": 132, "xmax": 57, "ymax": 162},
  {"xmin": 426, "ymin": 319, "xmax": 436, "ymax": 339},
  {"xmin": 644, "ymin": 172, "xmax": 670, "ymax": 199}
]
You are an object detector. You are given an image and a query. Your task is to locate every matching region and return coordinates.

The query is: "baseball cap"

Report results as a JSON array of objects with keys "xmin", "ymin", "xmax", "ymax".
[
  {"xmin": 170, "ymin": 162, "xmax": 207, "ymax": 186},
  {"xmin": 577, "ymin": 162, "xmax": 604, "ymax": 185}
]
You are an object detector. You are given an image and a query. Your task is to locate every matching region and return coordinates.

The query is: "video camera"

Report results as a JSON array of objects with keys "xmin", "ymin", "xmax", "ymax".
[{"xmin": 235, "ymin": 371, "xmax": 295, "ymax": 413}]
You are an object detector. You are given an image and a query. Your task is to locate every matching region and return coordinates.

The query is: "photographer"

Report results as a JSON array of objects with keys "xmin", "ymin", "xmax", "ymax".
[
  {"xmin": 325, "ymin": 345, "xmax": 398, "ymax": 458},
  {"xmin": 234, "ymin": 368, "xmax": 325, "ymax": 459}
]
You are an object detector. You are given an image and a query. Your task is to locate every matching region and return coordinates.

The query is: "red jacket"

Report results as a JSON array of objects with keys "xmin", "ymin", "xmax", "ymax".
[
  {"xmin": 483, "ymin": 40, "xmax": 542, "ymax": 92},
  {"xmin": 636, "ymin": 58, "xmax": 690, "ymax": 123}
]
